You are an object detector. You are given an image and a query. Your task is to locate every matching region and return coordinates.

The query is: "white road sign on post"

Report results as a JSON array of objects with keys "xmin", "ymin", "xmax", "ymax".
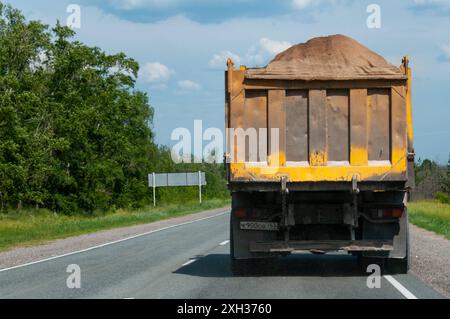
[{"xmin": 148, "ymin": 172, "xmax": 206, "ymax": 206}]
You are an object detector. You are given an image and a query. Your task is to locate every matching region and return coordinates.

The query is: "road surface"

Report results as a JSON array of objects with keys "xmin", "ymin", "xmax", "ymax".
[{"xmin": 0, "ymin": 210, "xmax": 444, "ymax": 299}]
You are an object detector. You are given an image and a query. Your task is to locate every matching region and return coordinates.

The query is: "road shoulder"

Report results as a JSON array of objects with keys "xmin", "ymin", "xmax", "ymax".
[
  {"xmin": 410, "ymin": 223, "xmax": 450, "ymax": 298},
  {"xmin": 0, "ymin": 206, "xmax": 229, "ymax": 270}
]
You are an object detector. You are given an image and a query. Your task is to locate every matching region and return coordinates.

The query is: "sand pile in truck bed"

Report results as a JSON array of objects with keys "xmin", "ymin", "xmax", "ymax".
[{"xmin": 245, "ymin": 34, "xmax": 406, "ymax": 81}]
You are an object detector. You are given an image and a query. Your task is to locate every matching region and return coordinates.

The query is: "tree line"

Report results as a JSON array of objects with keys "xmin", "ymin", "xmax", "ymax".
[
  {"xmin": 412, "ymin": 157, "xmax": 449, "ymax": 202},
  {"xmin": 0, "ymin": 3, "xmax": 227, "ymax": 214}
]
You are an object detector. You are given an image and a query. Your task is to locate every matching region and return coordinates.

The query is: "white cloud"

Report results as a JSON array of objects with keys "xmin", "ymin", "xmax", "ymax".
[
  {"xmin": 208, "ymin": 50, "xmax": 241, "ymax": 69},
  {"xmin": 292, "ymin": 0, "xmax": 314, "ymax": 10},
  {"xmin": 292, "ymin": 0, "xmax": 353, "ymax": 11},
  {"xmin": 259, "ymin": 37, "xmax": 292, "ymax": 56},
  {"xmin": 140, "ymin": 62, "xmax": 174, "ymax": 82},
  {"xmin": 109, "ymin": 0, "xmax": 179, "ymax": 10},
  {"xmin": 245, "ymin": 37, "xmax": 292, "ymax": 66},
  {"xmin": 210, "ymin": 38, "xmax": 291, "ymax": 69},
  {"xmin": 177, "ymin": 80, "xmax": 201, "ymax": 90}
]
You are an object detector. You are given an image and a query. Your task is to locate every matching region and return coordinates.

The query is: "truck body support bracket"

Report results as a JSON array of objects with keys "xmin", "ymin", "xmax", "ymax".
[
  {"xmin": 350, "ymin": 175, "xmax": 360, "ymax": 238},
  {"xmin": 280, "ymin": 176, "xmax": 292, "ymax": 241}
]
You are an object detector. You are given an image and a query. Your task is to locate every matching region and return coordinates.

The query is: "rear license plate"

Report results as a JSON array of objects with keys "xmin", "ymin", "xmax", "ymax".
[{"xmin": 240, "ymin": 221, "xmax": 279, "ymax": 231}]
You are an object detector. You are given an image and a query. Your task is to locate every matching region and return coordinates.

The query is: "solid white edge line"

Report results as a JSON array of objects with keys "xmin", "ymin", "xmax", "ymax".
[
  {"xmin": 219, "ymin": 240, "xmax": 230, "ymax": 246},
  {"xmin": 0, "ymin": 210, "xmax": 229, "ymax": 273},
  {"xmin": 384, "ymin": 275, "xmax": 418, "ymax": 299}
]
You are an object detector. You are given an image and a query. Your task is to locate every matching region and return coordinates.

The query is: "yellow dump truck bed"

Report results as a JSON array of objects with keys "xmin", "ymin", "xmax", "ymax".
[{"xmin": 225, "ymin": 35, "xmax": 414, "ymax": 185}]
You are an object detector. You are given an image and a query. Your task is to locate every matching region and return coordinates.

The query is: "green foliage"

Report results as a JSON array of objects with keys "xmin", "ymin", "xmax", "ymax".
[
  {"xmin": 436, "ymin": 192, "xmax": 450, "ymax": 205},
  {"xmin": 0, "ymin": 3, "xmax": 228, "ymax": 214},
  {"xmin": 444, "ymin": 155, "xmax": 450, "ymax": 193},
  {"xmin": 409, "ymin": 201, "xmax": 450, "ymax": 239},
  {"xmin": 0, "ymin": 198, "xmax": 230, "ymax": 251},
  {"xmin": 415, "ymin": 158, "xmax": 439, "ymax": 185},
  {"xmin": 413, "ymin": 157, "xmax": 447, "ymax": 200}
]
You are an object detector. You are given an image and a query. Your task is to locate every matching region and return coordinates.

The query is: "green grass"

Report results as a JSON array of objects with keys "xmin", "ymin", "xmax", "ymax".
[
  {"xmin": 0, "ymin": 198, "xmax": 230, "ymax": 252},
  {"xmin": 409, "ymin": 200, "xmax": 450, "ymax": 239}
]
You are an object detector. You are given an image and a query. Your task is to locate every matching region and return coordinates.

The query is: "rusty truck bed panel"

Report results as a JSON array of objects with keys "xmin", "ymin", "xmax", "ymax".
[{"xmin": 225, "ymin": 66, "xmax": 412, "ymax": 184}]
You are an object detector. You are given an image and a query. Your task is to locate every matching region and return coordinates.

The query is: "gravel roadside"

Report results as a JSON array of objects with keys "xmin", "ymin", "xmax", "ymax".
[
  {"xmin": 410, "ymin": 224, "xmax": 450, "ymax": 298},
  {"xmin": 0, "ymin": 207, "xmax": 229, "ymax": 270}
]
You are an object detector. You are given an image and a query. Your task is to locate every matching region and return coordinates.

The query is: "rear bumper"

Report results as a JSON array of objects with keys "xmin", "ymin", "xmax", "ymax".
[{"xmin": 249, "ymin": 240, "xmax": 393, "ymax": 253}]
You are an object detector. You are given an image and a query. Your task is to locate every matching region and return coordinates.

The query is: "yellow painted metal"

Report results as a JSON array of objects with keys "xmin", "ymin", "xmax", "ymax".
[
  {"xmin": 310, "ymin": 151, "xmax": 327, "ymax": 166},
  {"xmin": 406, "ymin": 66, "xmax": 414, "ymax": 148},
  {"xmin": 391, "ymin": 85, "xmax": 408, "ymax": 169},
  {"xmin": 349, "ymin": 89, "xmax": 368, "ymax": 166},
  {"xmin": 230, "ymin": 160, "xmax": 406, "ymax": 182},
  {"xmin": 268, "ymin": 152, "xmax": 286, "ymax": 167},
  {"xmin": 350, "ymin": 147, "xmax": 368, "ymax": 166},
  {"xmin": 230, "ymin": 163, "xmax": 404, "ymax": 182},
  {"xmin": 226, "ymin": 59, "xmax": 410, "ymax": 183},
  {"xmin": 401, "ymin": 56, "xmax": 414, "ymax": 151}
]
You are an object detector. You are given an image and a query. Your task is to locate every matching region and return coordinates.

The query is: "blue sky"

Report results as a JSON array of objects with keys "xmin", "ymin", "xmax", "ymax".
[{"xmin": 5, "ymin": 0, "xmax": 450, "ymax": 163}]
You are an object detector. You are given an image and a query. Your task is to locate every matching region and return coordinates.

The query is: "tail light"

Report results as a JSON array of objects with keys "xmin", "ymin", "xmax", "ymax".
[
  {"xmin": 233, "ymin": 208, "xmax": 247, "ymax": 218},
  {"xmin": 372, "ymin": 207, "xmax": 404, "ymax": 219}
]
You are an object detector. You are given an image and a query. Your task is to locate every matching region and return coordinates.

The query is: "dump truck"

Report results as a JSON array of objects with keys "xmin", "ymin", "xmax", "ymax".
[{"xmin": 225, "ymin": 35, "xmax": 415, "ymax": 274}]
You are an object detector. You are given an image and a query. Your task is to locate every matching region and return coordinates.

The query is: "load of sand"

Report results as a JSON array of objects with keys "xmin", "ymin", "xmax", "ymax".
[{"xmin": 245, "ymin": 34, "xmax": 406, "ymax": 81}]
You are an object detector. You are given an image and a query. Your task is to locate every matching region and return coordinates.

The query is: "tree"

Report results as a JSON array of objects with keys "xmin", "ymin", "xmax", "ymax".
[
  {"xmin": 0, "ymin": 3, "xmax": 228, "ymax": 213},
  {"xmin": 0, "ymin": 3, "xmax": 155, "ymax": 212},
  {"xmin": 413, "ymin": 158, "xmax": 446, "ymax": 200}
]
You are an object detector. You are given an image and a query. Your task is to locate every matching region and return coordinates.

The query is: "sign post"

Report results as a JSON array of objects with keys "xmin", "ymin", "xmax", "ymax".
[
  {"xmin": 198, "ymin": 171, "xmax": 202, "ymax": 204},
  {"xmin": 152, "ymin": 172, "xmax": 156, "ymax": 207}
]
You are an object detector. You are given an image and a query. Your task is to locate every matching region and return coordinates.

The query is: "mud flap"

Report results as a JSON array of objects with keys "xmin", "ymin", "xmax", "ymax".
[{"xmin": 362, "ymin": 209, "xmax": 408, "ymax": 259}]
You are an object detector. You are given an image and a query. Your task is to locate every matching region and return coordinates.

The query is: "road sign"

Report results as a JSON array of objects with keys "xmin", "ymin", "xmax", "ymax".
[
  {"xmin": 148, "ymin": 172, "xmax": 206, "ymax": 206},
  {"xmin": 148, "ymin": 172, "xmax": 206, "ymax": 187}
]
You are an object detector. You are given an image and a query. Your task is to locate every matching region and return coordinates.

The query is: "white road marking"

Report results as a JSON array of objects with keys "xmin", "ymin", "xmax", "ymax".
[
  {"xmin": 182, "ymin": 259, "xmax": 196, "ymax": 266},
  {"xmin": 0, "ymin": 210, "xmax": 229, "ymax": 273},
  {"xmin": 219, "ymin": 240, "xmax": 230, "ymax": 246},
  {"xmin": 384, "ymin": 275, "xmax": 418, "ymax": 299}
]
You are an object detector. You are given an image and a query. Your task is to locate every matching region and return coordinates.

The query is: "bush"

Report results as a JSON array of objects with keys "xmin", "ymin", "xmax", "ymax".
[{"xmin": 436, "ymin": 192, "xmax": 450, "ymax": 205}]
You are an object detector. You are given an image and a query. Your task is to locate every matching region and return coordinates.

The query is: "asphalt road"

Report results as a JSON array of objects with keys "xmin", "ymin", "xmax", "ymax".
[{"xmin": 0, "ymin": 210, "xmax": 445, "ymax": 299}]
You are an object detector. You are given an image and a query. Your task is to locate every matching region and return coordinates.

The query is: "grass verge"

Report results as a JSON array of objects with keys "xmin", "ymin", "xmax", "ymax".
[
  {"xmin": 409, "ymin": 200, "xmax": 450, "ymax": 239},
  {"xmin": 0, "ymin": 198, "xmax": 230, "ymax": 252}
]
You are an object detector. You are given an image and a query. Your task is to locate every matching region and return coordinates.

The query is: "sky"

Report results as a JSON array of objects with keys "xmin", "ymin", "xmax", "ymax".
[{"xmin": 5, "ymin": 0, "xmax": 450, "ymax": 163}]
